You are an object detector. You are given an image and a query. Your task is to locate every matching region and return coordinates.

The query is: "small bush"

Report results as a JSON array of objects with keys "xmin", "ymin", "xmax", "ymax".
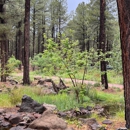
[
  {"xmin": 6, "ymin": 56, "xmax": 21, "ymax": 75},
  {"xmin": 93, "ymin": 82, "xmax": 101, "ymax": 87},
  {"xmin": 9, "ymin": 88, "xmax": 23, "ymax": 105}
]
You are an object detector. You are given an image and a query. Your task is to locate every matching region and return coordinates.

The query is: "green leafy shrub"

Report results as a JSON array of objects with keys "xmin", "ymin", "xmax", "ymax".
[{"xmin": 5, "ymin": 56, "xmax": 21, "ymax": 75}]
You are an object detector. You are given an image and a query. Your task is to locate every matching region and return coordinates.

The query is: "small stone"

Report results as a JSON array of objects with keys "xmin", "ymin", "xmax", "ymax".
[
  {"xmin": 86, "ymin": 106, "xmax": 93, "ymax": 111},
  {"xmin": 10, "ymin": 126, "xmax": 25, "ymax": 130},
  {"xmin": 102, "ymin": 119, "xmax": 113, "ymax": 125},
  {"xmin": 58, "ymin": 111, "xmax": 67, "ymax": 118},
  {"xmin": 4, "ymin": 113, "xmax": 11, "ymax": 120},
  {"xmin": 33, "ymin": 113, "xmax": 41, "ymax": 118},
  {"xmin": 117, "ymin": 127, "xmax": 127, "ymax": 130},
  {"xmin": 16, "ymin": 103, "xmax": 21, "ymax": 108},
  {"xmin": 0, "ymin": 109, "xmax": 5, "ymax": 114},
  {"xmin": 1, "ymin": 121, "xmax": 10, "ymax": 127},
  {"xmin": 34, "ymin": 76, "xmax": 42, "ymax": 80},
  {"xmin": 19, "ymin": 121, "xmax": 28, "ymax": 126},
  {"xmin": 65, "ymin": 127, "xmax": 75, "ymax": 130},
  {"xmin": 0, "ymin": 116, "xmax": 4, "ymax": 121},
  {"xmin": 90, "ymin": 123, "xmax": 102, "ymax": 130},
  {"xmin": 43, "ymin": 103, "xmax": 57, "ymax": 111},
  {"xmin": 23, "ymin": 116, "xmax": 30, "ymax": 121}
]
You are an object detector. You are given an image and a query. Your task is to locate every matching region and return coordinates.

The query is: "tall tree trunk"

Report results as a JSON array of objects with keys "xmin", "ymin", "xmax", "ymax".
[
  {"xmin": 58, "ymin": 16, "xmax": 61, "ymax": 44},
  {"xmin": 51, "ymin": 25, "xmax": 55, "ymax": 40},
  {"xmin": 116, "ymin": 0, "xmax": 130, "ymax": 128},
  {"xmin": 99, "ymin": 0, "xmax": 108, "ymax": 89},
  {"xmin": 0, "ymin": 1, "xmax": 8, "ymax": 82},
  {"xmin": 15, "ymin": 34, "xmax": 18, "ymax": 59},
  {"xmin": 82, "ymin": 26, "xmax": 86, "ymax": 51},
  {"xmin": 18, "ymin": 21, "xmax": 22, "ymax": 70},
  {"xmin": 37, "ymin": 31, "xmax": 41, "ymax": 54},
  {"xmin": 1, "ymin": 41, "xmax": 7, "ymax": 82},
  {"xmin": 41, "ymin": 14, "xmax": 45, "ymax": 52},
  {"xmin": 23, "ymin": 0, "xmax": 30, "ymax": 85},
  {"xmin": 32, "ymin": 6, "xmax": 35, "ymax": 57}
]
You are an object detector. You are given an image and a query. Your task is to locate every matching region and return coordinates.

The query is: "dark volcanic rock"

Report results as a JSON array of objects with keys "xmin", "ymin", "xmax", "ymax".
[
  {"xmin": 9, "ymin": 113, "xmax": 22, "ymax": 125},
  {"xmin": 18, "ymin": 95, "xmax": 46, "ymax": 114}
]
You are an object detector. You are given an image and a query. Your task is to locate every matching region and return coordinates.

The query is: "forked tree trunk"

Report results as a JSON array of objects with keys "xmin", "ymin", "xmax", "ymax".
[
  {"xmin": 23, "ymin": 0, "xmax": 30, "ymax": 85},
  {"xmin": 116, "ymin": 0, "xmax": 130, "ymax": 128},
  {"xmin": 99, "ymin": 0, "xmax": 108, "ymax": 89}
]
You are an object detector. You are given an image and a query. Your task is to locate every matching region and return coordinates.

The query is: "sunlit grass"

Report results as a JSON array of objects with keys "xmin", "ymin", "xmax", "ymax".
[
  {"xmin": 115, "ymin": 110, "xmax": 125, "ymax": 121},
  {"xmin": 0, "ymin": 93, "xmax": 13, "ymax": 107},
  {"xmin": 8, "ymin": 87, "xmax": 79, "ymax": 111}
]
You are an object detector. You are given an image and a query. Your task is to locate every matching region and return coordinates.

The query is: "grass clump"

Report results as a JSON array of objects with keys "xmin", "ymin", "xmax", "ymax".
[
  {"xmin": 8, "ymin": 87, "xmax": 79, "ymax": 111},
  {"xmin": 2, "ymin": 84, "xmax": 124, "ymax": 114},
  {"xmin": 115, "ymin": 110, "xmax": 124, "ymax": 120},
  {"xmin": 0, "ymin": 93, "xmax": 13, "ymax": 107},
  {"xmin": 9, "ymin": 88, "xmax": 23, "ymax": 105}
]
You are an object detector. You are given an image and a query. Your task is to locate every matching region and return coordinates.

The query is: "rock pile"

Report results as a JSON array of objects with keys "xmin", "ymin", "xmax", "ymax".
[{"xmin": 0, "ymin": 95, "xmax": 73, "ymax": 130}]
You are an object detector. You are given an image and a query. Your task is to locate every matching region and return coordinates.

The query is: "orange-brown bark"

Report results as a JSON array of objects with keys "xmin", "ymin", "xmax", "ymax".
[
  {"xmin": 117, "ymin": 0, "xmax": 130, "ymax": 128},
  {"xmin": 23, "ymin": 0, "xmax": 30, "ymax": 85}
]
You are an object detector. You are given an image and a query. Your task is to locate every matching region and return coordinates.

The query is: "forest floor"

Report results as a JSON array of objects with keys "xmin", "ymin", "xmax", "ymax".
[
  {"xmin": 14, "ymin": 72, "xmax": 124, "ymax": 89},
  {"xmin": 0, "ymin": 72, "xmax": 125, "ymax": 130}
]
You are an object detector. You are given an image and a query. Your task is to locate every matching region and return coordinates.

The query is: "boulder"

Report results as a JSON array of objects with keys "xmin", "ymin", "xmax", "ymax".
[
  {"xmin": 18, "ymin": 95, "xmax": 46, "ymax": 114},
  {"xmin": 29, "ymin": 110, "xmax": 67, "ymax": 130}
]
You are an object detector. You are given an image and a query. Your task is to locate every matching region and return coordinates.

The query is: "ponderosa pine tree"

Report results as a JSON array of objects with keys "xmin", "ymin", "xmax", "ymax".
[
  {"xmin": 99, "ymin": 0, "xmax": 108, "ymax": 89},
  {"xmin": 0, "ymin": 0, "xmax": 8, "ymax": 82},
  {"xmin": 23, "ymin": 0, "xmax": 30, "ymax": 85},
  {"xmin": 49, "ymin": 0, "xmax": 68, "ymax": 44},
  {"xmin": 73, "ymin": 2, "xmax": 88, "ymax": 51},
  {"xmin": 116, "ymin": 0, "xmax": 130, "ymax": 128}
]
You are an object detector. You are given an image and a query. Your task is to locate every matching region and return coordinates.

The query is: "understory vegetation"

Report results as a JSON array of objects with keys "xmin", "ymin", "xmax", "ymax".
[{"xmin": 0, "ymin": 82, "xmax": 124, "ymax": 117}]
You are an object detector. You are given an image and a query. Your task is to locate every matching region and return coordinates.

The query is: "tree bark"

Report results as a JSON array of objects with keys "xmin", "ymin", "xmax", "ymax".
[
  {"xmin": 41, "ymin": 14, "xmax": 45, "ymax": 52},
  {"xmin": 99, "ymin": 0, "xmax": 108, "ymax": 89},
  {"xmin": 23, "ymin": 0, "xmax": 30, "ymax": 85},
  {"xmin": 0, "ymin": 1, "xmax": 8, "ymax": 82},
  {"xmin": 32, "ymin": 6, "xmax": 35, "ymax": 57},
  {"xmin": 18, "ymin": 21, "xmax": 22, "ymax": 70},
  {"xmin": 37, "ymin": 30, "xmax": 41, "ymax": 54},
  {"xmin": 116, "ymin": 0, "xmax": 130, "ymax": 128}
]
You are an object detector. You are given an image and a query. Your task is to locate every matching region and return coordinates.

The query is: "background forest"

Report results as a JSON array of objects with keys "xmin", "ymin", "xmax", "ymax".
[
  {"xmin": 0, "ymin": 0, "xmax": 122, "ymax": 87},
  {"xmin": 0, "ymin": 0, "xmax": 128, "ymax": 130}
]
